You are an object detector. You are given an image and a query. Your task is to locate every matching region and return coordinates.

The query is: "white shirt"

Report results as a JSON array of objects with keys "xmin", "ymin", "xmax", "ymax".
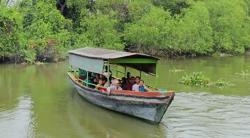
[
  {"xmin": 107, "ymin": 84, "xmax": 122, "ymax": 93},
  {"xmin": 132, "ymin": 84, "xmax": 139, "ymax": 91}
]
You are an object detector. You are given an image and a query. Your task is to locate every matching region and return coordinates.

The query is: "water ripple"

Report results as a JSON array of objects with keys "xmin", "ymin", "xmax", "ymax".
[
  {"xmin": 0, "ymin": 96, "xmax": 35, "ymax": 138},
  {"xmin": 163, "ymin": 92, "xmax": 250, "ymax": 138}
]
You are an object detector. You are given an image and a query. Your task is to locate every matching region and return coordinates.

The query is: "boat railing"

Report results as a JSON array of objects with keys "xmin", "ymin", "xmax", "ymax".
[
  {"xmin": 77, "ymin": 77, "xmax": 107, "ymax": 91},
  {"xmin": 69, "ymin": 71, "xmax": 169, "ymax": 94},
  {"xmin": 68, "ymin": 72, "xmax": 172, "ymax": 98}
]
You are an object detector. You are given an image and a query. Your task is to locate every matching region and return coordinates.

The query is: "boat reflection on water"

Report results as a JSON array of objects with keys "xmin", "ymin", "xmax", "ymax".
[
  {"xmin": 0, "ymin": 96, "xmax": 35, "ymax": 138},
  {"xmin": 68, "ymin": 90, "xmax": 167, "ymax": 138}
]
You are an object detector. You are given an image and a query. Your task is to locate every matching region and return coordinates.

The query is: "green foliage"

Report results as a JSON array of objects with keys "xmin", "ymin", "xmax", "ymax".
[
  {"xmin": 0, "ymin": 6, "xmax": 23, "ymax": 62},
  {"xmin": 1, "ymin": 0, "xmax": 250, "ymax": 63},
  {"xmin": 82, "ymin": 13, "xmax": 123, "ymax": 50},
  {"xmin": 180, "ymin": 72, "xmax": 210, "ymax": 87},
  {"xmin": 22, "ymin": 49, "xmax": 36, "ymax": 63},
  {"xmin": 127, "ymin": 0, "xmax": 152, "ymax": 22},
  {"xmin": 206, "ymin": 0, "xmax": 250, "ymax": 54},
  {"xmin": 169, "ymin": 69, "xmax": 184, "ymax": 73},
  {"xmin": 124, "ymin": 7, "xmax": 173, "ymax": 50},
  {"xmin": 172, "ymin": 1, "xmax": 214, "ymax": 55},
  {"xmin": 153, "ymin": 0, "xmax": 192, "ymax": 15},
  {"xmin": 125, "ymin": 2, "xmax": 213, "ymax": 55},
  {"xmin": 180, "ymin": 72, "xmax": 232, "ymax": 88},
  {"xmin": 1, "ymin": 0, "xmax": 73, "ymax": 63},
  {"xmin": 209, "ymin": 79, "xmax": 232, "ymax": 88},
  {"xmin": 30, "ymin": 2, "xmax": 72, "ymax": 61},
  {"xmin": 235, "ymin": 70, "xmax": 250, "ymax": 77}
]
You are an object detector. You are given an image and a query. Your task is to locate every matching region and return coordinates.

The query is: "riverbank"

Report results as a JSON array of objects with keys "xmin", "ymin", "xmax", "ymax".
[{"xmin": 1, "ymin": 48, "xmax": 250, "ymax": 64}]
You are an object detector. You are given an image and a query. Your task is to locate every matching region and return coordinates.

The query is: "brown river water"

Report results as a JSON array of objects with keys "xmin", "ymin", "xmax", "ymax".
[{"xmin": 0, "ymin": 56, "xmax": 250, "ymax": 138}]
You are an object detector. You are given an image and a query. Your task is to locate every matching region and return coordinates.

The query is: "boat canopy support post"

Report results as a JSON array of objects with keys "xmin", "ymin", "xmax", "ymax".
[
  {"xmin": 86, "ymin": 70, "xmax": 89, "ymax": 87},
  {"xmin": 108, "ymin": 62, "xmax": 110, "ymax": 83},
  {"xmin": 104, "ymin": 61, "xmax": 111, "ymax": 84},
  {"xmin": 74, "ymin": 67, "xmax": 77, "ymax": 77},
  {"xmin": 124, "ymin": 66, "xmax": 127, "ymax": 77},
  {"xmin": 116, "ymin": 65, "xmax": 118, "ymax": 77}
]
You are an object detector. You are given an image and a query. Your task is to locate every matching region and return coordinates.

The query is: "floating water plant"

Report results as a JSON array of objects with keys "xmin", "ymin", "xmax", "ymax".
[
  {"xmin": 169, "ymin": 69, "xmax": 184, "ymax": 73},
  {"xmin": 235, "ymin": 70, "xmax": 250, "ymax": 77},
  {"xmin": 209, "ymin": 79, "xmax": 232, "ymax": 88},
  {"xmin": 180, "ymin": 72, "xmax": 232, "ymax": 88},
  {"xmin": 179, "ymin": 72, "xmax": 210, "ymax": 87}
]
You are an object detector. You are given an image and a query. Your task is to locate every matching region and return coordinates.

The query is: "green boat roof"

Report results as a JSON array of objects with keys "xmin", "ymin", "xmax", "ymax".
[{"xmin": 69, "ymin": 47, "xmax": 159, "ymax": 74}]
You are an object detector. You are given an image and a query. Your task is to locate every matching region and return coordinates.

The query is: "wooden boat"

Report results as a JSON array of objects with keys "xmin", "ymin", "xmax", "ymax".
[{"xmin": 67, "ymin": 47, "xmax": 175, "ymax": 124}]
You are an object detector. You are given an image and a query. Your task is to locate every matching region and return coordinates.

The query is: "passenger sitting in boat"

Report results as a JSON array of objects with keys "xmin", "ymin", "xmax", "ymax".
[
  {"xmin": 126, "ymin": 72, "xmax": 131, "ymax": 80},
  {"xmin": 138, "ymin": 80, "xmax": 150, "ymax": 92},
  {"xmin": 92, "ymin": 73, "xmax": 99, "ymax": 85},
  {"xmin": 103, "ymin": 77, "xmax": 109, "ymax": 88},
  {"xmin": 96, "ymin": 79, "xmax": 103, "ymax": 89},
  {"xmin": 132, "ymin": 76, "xmax": 141, "ymax": 91},
  {"xmin": 96, "ymin": 78, "xmax": 107, "ymax": 92},
  {"xmin": 99, "ymin": 74, "xmax": 105, "ymax": 80},
  {"xmin": 129, "ymin": 76, "xmax": 135, "ymax": 90},
  {"xmin": 86, "ymin": 72, "xmax": 96, "ymax": 88},
  {"xmin": 121, "ymin": 76, "xmax": 134, "ymax": 90},
  {"xmin": 102, "ymin": 74, "xmax": 110, "ymax": 88},
  {"xmin": 125, "ymin": 72, "xmax": 133, "ymax": 90},
  {"xmin": 107, "ymin": 79, "xmax": 122, "ymax": 93},
  {"xmin": 121, "ymin": 77, "xmax": 127, "ymax": 90}
]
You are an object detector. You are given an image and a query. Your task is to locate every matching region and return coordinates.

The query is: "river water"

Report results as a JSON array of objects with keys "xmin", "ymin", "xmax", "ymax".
[{"xmin": 0, "ymin": 56, "xmax": 250, "ymax": 138}]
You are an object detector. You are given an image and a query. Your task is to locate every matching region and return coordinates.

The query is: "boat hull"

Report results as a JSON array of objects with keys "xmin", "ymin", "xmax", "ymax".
[{"xmin": 68, "ymin": 74, "xmax": 174, "ymax": 124}]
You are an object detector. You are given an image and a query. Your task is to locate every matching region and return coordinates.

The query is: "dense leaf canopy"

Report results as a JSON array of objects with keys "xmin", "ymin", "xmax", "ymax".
[{"xmin": 0, "ymin": 0, "xmax": 250, "ymax": 63}]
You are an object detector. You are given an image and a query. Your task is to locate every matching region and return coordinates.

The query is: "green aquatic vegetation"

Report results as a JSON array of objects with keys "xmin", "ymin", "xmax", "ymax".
[
  {"xmin": 180, "ymin": 72, "xmax": 210, "ymax": 87},
  {"xmin": 180, "ymin": 72, "xmax": 233, "ymax": 88},
  {"xmin": 169, "ymin": 69, "xmax": 184, "ymax": 73},
  {"xmin": 235, "ymin": 70, "xmax": 250, "ymax": 77},
  {"xmin": 209, "ymin": 79, "xmax": 233, "ymax": 88}
]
